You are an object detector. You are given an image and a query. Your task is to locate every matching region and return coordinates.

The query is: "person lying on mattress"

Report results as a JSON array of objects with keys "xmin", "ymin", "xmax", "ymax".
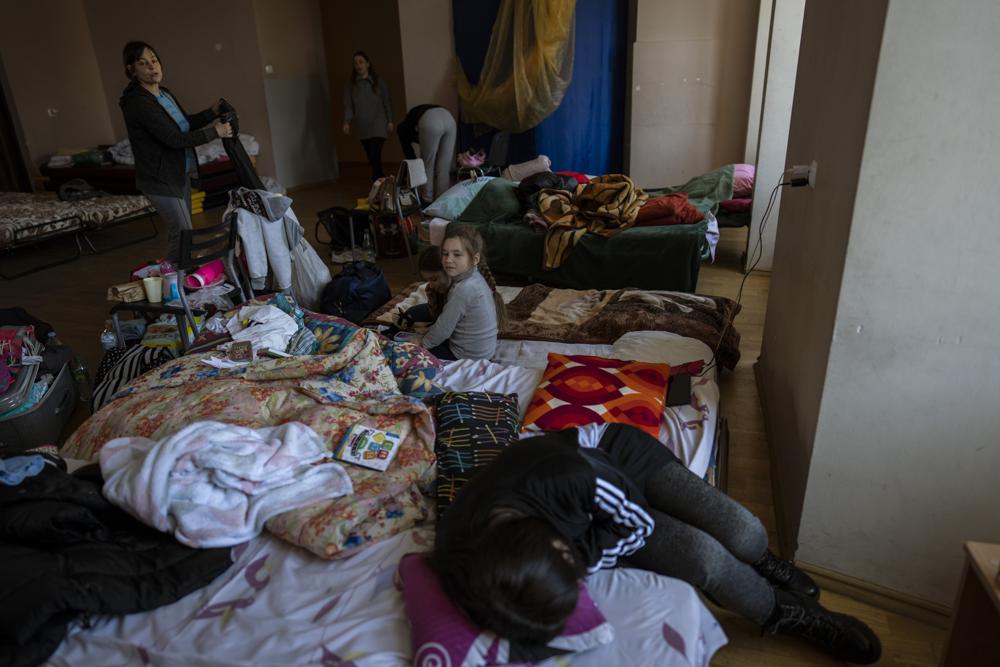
[
  {"xmin": 414, "ymin": 225, "xmax": 505, "ymax": 361},
  {"xmin": 433, "ymin": 423, "xmax": 882, "ymax": 665}
]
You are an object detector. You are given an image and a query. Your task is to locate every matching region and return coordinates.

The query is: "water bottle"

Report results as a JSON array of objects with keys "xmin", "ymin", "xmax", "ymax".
[
  {"xmin": 71, "ymin": 357, "xmax": 92, "ymax": 403},
  {"xmin": 100, "ymin": 320, "xmax": 118, "ymax": 351},
  {"xmin": 46, "ymin": 330, "xmax": 63, "ymax": 348},
  {"xmin": 362, "ymin": 230, "xmax": 376, "ymax": 263}
]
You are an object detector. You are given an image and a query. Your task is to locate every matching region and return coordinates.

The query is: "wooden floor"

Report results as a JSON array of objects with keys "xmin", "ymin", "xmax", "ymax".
[{"xmin": 1, "ymin": 176, "xmax": 944, "ymax": 665}]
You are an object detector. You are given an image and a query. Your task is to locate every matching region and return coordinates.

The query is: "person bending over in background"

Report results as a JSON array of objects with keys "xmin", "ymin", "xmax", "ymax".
[
  {"xmin": 417, "ymin": 226, "xmax": 505, "ymax": 361},
  {"xmin": 434, "ymin": 423, "xmax": 882, "ymax": 665},
  {"xmin": 119, "ymin": 41, "xmax": 232, "ymax": 264},
  {"xmin": 397, "ymin": 105, "xmax": 457, "ymax": 203},
  {"xmin": 342, "ymin": 51, "xmax": 393, "ymax": 182}
]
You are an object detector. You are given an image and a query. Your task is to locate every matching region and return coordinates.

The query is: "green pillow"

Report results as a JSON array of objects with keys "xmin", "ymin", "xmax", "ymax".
[
  {"xmin": 457, "ymin": 178, "xmax": 524, "ymax": 224},
  {"xmin": 423, "ymin": 177, "xmax": 496, "ymax": 220}
]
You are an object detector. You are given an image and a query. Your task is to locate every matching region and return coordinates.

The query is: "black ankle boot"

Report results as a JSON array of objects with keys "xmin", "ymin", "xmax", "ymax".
[
  {"xmin": 765, "ymin": 590, "xmax": 882, "ymax": 665},
  {"xmin": 753, "ymin": 549, "xmax": 819, "ymax": 598}
]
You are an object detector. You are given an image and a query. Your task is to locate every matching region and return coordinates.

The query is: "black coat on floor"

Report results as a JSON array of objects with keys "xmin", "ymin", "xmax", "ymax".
[{"xmin": 0, "ymin": 463, "xmax": 232, "ymax": 667}]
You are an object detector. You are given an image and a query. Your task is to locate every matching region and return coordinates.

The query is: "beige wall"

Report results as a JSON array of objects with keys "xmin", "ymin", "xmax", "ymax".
[
  {"xmin": 796, "ymin": 0, "xmax": 1000, "ymax": 607},
  {"xmin": 397, "ymin": 0, "xmax": 458, "ymax": 117},
  {"xmin": 0, "ymin": 0, "xmax": 116, "ymax": 179},
  {"xmin": 628, "ymin": 0, "xmax": 758, "ymax": 187},
  {"xmin": 757, "ymin": 0, "xmax": 887, "ymax": 558},
  {"xmin": 762, "ymin": 0, "xmax": 1000, "ymax": 608},
  {"xmin": 253, "ymin": 0, "xmax": 337, "ymax": 188},
  {"xmin": 84, "ymin": 0, "xmax": 276, "ymax": 178},
  {"xmin": 321, "ymin": 0, "xmax": 406, "ymax": 166}
]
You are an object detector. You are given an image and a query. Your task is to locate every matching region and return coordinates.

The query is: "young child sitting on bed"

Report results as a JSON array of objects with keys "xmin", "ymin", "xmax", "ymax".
[
  {"xmin": 432, "ymin": 423, "xmax": 882, "ymax": 665},
  {"xmin": 416, "ymin": 225, "xmax": 505, "ymax": 361}
]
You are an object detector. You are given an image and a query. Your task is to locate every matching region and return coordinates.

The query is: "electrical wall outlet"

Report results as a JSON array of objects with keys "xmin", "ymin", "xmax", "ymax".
[{"xmin": 789, "ymin": 161, "xmax": 819, "ymax": 188}]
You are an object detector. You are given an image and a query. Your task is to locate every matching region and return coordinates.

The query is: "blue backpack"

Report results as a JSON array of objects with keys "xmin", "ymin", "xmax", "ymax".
[{"xmin": 320, "ymin": 261, "xmax": 391, "ymax": 324}]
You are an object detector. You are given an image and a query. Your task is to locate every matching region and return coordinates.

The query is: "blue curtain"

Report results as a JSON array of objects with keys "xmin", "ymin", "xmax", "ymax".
[
  {"xmin": 535, "ymin": 0, "xmax": 627, "ymax": 174},
  {"xmin": 452, "ymin": 0, "xmax": 626, "ymax": 170}
]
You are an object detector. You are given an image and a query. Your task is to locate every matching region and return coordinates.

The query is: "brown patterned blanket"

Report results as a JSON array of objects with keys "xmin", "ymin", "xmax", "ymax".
[
  {"xmin": 0, "ymin": 192, "xmax": 151, "ymax": 248},
  {"xmin": 538, "ymin": 174, "xmax": 649, "ymax": 269},
  {"xmin": 366, "ymin": 282, "xmax": 742, "ymax": 371}
]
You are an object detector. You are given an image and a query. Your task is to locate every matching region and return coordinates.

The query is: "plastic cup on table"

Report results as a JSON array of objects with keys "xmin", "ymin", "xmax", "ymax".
[
  {"xmin": 142, "ymin": 276, "xmax": 163, "ymax": 303},
  {"xmin": 161, "ymin": 272, "xmax": 180, "ymax": 303}
]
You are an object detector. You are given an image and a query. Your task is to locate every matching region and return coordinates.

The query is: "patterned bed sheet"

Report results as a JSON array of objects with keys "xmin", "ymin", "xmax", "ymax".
[
  {"xmin": 49, "ymin": 528, "xmax": 727, "ymax": 666},
  {"xmin": 0, "ymin": 192, "xmax": 151, "ymax": 248}
]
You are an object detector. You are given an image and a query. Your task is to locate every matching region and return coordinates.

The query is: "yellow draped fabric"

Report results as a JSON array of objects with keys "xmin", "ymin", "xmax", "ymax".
[{"xmin": 456, "ymin": 0, "xmax": 576, "ymax": 133}]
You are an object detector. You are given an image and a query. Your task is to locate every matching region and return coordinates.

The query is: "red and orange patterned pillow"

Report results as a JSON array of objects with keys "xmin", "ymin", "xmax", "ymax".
[{"xmin": 522, "ymin": 353, "xmax": 671, "ymax": 438}]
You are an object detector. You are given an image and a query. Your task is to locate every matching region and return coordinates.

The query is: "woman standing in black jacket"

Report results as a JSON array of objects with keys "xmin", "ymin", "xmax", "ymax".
[{"xmin": 119, "ymin": 41, "xmax": 232, "ymax": 263}]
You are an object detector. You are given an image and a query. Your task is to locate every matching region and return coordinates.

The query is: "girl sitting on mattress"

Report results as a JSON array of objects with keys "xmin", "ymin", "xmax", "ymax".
[
  {"xmin": 432, "ymin": 423, "xmax": 882, "ymax": 665},
  {"xmin": 416, "ymin": 225, "xmax": 505, "ymax": 361}
]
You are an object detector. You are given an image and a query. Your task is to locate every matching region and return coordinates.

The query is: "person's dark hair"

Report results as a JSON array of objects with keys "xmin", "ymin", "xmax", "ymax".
[
  {"xmin": 418, "ymin": 244, "xmax": 443, "ymax": 273},
  {"xmin": 350, "ymin": 50, "xmax": 380, "ymax": 90},
  {"xmin": 122, "ymin": 41, "xmax": 159, "ymax": 81},
  {"xmin": 418, "ymin": 245, "xmax": 449, "ymax": 318},
  {"xmin": 442, "ymin": 224, "xmax": 507, "ymax": 329},
  {"xmin": 432, "ymin": 516, "xmax": 585, "ymax": 644}
]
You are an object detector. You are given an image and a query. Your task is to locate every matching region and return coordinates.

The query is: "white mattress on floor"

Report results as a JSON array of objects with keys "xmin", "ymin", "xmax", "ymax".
[
  {"xmin": 49, "ymin": 528, "xmax": 726, "ymax": 666},
  {"xmin": 438, "ymin": 331, "xmax": 720, "ymax": 479}
]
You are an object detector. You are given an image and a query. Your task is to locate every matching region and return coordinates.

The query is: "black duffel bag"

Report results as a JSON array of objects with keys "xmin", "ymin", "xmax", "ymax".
[{"xmin": 320, "ymin": 261, "xmax": 391, "ymax": 324}]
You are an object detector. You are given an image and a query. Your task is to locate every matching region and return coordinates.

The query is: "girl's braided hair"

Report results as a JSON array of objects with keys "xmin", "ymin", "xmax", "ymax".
[{"xmin": 442, "ymin": 225, "xmax": 507, "ymax": 329}]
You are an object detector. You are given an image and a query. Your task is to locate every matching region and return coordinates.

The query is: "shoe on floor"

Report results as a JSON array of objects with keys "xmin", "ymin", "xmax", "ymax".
[
  {"xmin": 766, "ymin": 590, "xmax": 882, "ymax": 665},
  {"xmin": 754, "ymin": 549, "xmax": 819, "ymax": 598}
]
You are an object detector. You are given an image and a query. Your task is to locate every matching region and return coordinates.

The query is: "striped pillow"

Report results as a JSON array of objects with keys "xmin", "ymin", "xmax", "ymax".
[{"xmin": 91, "ymin": 345, "xmax": 177, "ymax": 412}]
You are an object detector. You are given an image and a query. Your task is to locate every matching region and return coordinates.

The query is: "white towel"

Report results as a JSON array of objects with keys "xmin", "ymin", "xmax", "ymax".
[{"xmin": 100, "ymin": 421, "xmax": 352, "ymax": 548}]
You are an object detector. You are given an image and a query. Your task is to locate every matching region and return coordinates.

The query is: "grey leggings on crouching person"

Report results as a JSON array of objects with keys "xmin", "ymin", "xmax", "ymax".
[
  {"xmin": 145, "ymin": 182, "xmax": 193, "ymax": 265},
  {"xmin": 624, "ymin": 459, "xmax": 774, "ymax": 625}
]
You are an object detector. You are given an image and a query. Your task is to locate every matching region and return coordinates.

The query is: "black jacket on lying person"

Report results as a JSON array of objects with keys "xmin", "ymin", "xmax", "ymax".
[
  {"xmin": 119, "ymin": 80, "xmax": 218, "ymax": 198},
  {"xmin": 435, "ymin": 424, "xmax": 677, "ymax": 575},
  {"xmin": 0, "ymin": 463, "xmax": 232, "ymax": 667}
]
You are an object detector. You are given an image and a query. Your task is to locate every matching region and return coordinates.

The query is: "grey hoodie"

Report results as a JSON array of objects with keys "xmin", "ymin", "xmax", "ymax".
[{"xmin": 423, "ymin": 267, "xmax": 498, "ymax": 359}]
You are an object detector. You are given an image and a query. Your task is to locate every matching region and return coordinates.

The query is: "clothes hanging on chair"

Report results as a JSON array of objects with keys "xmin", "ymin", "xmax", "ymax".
[{"xmin": 226, "ymin": 188, "xmax": 299, "ymax": 291}]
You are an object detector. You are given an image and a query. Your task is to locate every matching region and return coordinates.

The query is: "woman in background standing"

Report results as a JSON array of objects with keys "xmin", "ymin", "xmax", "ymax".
[
  {"xmin": 119, "ymin": 41, "xmax": 232, "ymax": 264},
  {"xmin": 342, "ymin": 51, "xmax": 393, "ymax": 181}
]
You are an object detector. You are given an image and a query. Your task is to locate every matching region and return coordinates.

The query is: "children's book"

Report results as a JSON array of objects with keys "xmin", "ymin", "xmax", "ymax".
[{"xmin": 334, "ymin": 423, "xmax": 403, "ymax": 472}]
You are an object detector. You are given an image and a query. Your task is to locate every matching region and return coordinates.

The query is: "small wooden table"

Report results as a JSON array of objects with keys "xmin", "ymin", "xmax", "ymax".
[{"xmin": 940, "ymin": 542, "xmax": 1000, "ymax": 666}]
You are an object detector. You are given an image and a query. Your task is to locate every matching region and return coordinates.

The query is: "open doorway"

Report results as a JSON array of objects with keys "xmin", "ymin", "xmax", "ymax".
[{"xmin": 0, "ymin": 55, "xmax": 31, "ymax": 192}]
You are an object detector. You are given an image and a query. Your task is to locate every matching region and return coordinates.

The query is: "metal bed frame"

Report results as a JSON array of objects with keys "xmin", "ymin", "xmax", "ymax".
[{"xmin": 0, "ymin": 204, "xmax": 157, "ymax": 280}]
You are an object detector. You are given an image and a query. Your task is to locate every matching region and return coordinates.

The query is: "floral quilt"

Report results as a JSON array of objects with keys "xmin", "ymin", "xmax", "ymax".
[{"xmin": 62, "ymin": 325, "xmax": 441, "ymax": 560}]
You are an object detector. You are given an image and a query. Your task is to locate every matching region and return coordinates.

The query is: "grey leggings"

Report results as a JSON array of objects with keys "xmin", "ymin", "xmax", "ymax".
[
  {"xmin": 145, "ymin": 181, "xmax": 193, "ymax": 265},
  {"xmin": 624, "ymin": 460, "xmax": 774, "ymax": 624},
  {"xmin": 417, "ymin": 107, "xmax": 457, "ymax": 202}
]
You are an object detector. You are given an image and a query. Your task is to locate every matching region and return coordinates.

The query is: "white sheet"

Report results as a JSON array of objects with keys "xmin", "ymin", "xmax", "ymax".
[
  {"xmin": 49, "ymin": 527, "xmax": 726, "ymax": 666},
  {"xmin": 438, "ymin": 331, "xmax": 720, "ymax": 479}
]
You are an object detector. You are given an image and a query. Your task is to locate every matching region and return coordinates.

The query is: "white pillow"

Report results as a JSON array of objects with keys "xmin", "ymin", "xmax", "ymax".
[{"xmin": 423, "ymin": 177, "xmax": 496, "ymax": 220}]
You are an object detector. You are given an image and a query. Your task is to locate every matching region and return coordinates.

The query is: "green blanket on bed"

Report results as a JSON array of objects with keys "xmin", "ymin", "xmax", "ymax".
[
  {"xmin": 645, "ymin": 163, "xmax": 735, "ymax": 216},
  {"xmin": 454, "ymin": 164, "xmax": 735, "ymax": 292}
]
